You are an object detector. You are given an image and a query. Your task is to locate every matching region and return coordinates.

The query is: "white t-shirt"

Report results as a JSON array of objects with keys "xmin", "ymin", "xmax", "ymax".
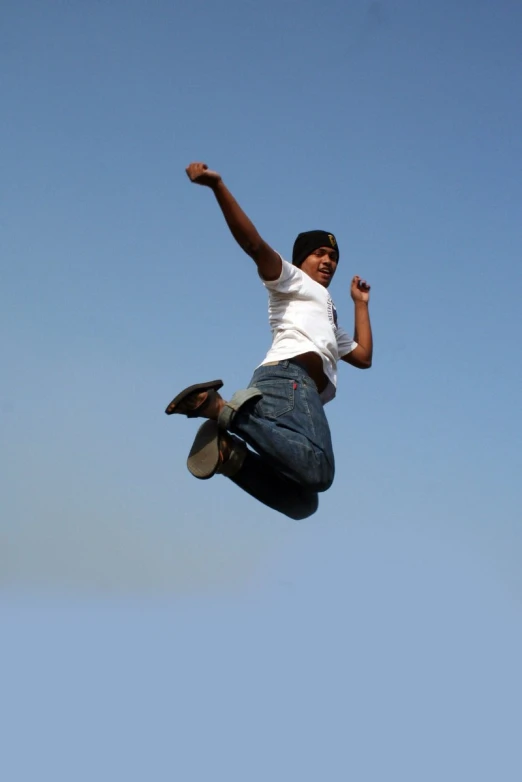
[{"xmin": 259, "ymin": 258, "xmax": 357, "ymax": 404}]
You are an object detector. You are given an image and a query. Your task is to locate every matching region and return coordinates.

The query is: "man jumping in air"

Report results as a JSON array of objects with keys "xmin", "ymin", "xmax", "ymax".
[{"xmin": 165, "ymin": 162, "xmax": 373, "ymax": 519}]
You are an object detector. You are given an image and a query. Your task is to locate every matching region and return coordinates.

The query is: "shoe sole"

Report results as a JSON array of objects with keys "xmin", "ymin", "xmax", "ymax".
[{"xmin": 187, "ymin": 420, "xmax": 221, "ymax": 479}]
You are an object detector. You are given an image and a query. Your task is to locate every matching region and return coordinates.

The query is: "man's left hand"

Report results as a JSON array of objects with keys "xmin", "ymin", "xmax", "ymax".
[{"xmin": 351, "ymin": 276, "xmax": 371, "ymax": 303}]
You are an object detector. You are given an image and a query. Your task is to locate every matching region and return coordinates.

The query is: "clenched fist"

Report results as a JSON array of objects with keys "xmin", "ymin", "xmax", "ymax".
[
  {"xmin": 186, "ymin": 162, "xmax": 222, "ymax": 189},
  {"xmin": 351, "ymin": 276, "xmax": 371, "ymax": 303}
]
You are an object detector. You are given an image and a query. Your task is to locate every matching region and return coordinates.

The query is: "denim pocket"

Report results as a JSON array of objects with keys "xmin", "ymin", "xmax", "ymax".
[{"xmin": 254, "ymin": 379, "xmax": 295, "ymax": 419}]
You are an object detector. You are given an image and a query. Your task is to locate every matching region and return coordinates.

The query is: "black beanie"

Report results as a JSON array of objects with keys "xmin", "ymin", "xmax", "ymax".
[{"xmin": 292, "ymin": 230, "xmax": 340, "ymax": 267}]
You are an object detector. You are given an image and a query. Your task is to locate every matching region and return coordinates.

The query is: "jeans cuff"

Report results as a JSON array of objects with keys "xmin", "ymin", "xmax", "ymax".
[{"xmin": 217, "ymin": 387, "xmax": 262, "ymax": 430}]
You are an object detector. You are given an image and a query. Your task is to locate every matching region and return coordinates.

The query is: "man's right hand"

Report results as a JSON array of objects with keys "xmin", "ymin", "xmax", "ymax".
[
  {"xmin": 185, "ymin": 161, "xmax": 282, "ymax": 281},
  {"xmin": 186, "ymin": 162, "xmax": 222, "ymax": 189}
]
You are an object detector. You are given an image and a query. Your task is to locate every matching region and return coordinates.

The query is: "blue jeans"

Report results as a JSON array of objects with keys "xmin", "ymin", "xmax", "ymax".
[{"xmin": 227, "ymin": 361, "xmax": 335, "ymax": 519}]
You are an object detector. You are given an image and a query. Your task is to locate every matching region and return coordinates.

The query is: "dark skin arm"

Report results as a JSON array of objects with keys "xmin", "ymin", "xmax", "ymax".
[
  {"xmin": 185, "ymin": 162, "xmax": 282, "ymax": 281},
  {"xmin": 341, "ymin": 277, "xmax": 373, "ymax": 369},
  {"xmin": 187, "ymin": 162, "xmax": 373, "ymax": 378}
]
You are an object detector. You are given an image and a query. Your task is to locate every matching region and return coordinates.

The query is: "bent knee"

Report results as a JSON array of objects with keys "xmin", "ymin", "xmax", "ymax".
[
  {"xmin": 285, "ymin": 492, "xmax": 319, "ymax": 520},
  {"xmin": 313, "ymin": 476, "xmax": 334, "ymax": 493},
  {"xmin": 301, "ymin": 460, "xmax": 335, "ymax": 494},
  {"xmin": 284, "ymin": 457, "xmax": 334, "ymax": 495}
]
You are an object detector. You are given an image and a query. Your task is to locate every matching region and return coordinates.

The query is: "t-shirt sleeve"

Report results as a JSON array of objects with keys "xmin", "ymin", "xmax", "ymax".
[
  {"xmin": 262, "ymin": 257, "xmax": 304, "ymax": 295},
  {"xmin": 336, "ymin": 326, "xmax": 358, "ymax": 357}
]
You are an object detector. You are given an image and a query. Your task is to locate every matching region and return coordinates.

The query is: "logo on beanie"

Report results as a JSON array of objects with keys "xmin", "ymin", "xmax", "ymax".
[{"xmin": 328, "ymin": 234, "xmax": 337, "ymax": 249}]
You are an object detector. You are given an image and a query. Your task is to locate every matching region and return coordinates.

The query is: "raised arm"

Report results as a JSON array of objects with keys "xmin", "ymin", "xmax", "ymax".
[
  {"xmin": 341, "ymin": 276, "xmax": 373, "ymax": 369},
  {"xmin": 186, "ymin": 162, "xmax": 282, "ymax": 281}
]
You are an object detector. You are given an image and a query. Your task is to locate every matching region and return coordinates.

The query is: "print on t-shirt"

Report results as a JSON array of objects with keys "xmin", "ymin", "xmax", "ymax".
[{"xmin": 327, "ymin": 296, "xmax": 338, "ymax": 329}]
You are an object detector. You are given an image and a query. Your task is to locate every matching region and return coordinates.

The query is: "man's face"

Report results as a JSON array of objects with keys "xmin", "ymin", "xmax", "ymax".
[{"xmin": 299, "ymin": 246, "xmax": 339, "ymax": 287}]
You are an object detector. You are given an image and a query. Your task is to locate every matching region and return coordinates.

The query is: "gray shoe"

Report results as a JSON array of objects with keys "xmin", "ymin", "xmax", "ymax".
[{"xmin": 187, "ymin": 420, "xmax": 247, "ymax": 480}]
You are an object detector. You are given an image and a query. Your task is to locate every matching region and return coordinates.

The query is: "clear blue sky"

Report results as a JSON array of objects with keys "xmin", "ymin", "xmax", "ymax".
[{"xmin": 2, "ymin": 1, "xmax": 522, "ymax": 779}]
